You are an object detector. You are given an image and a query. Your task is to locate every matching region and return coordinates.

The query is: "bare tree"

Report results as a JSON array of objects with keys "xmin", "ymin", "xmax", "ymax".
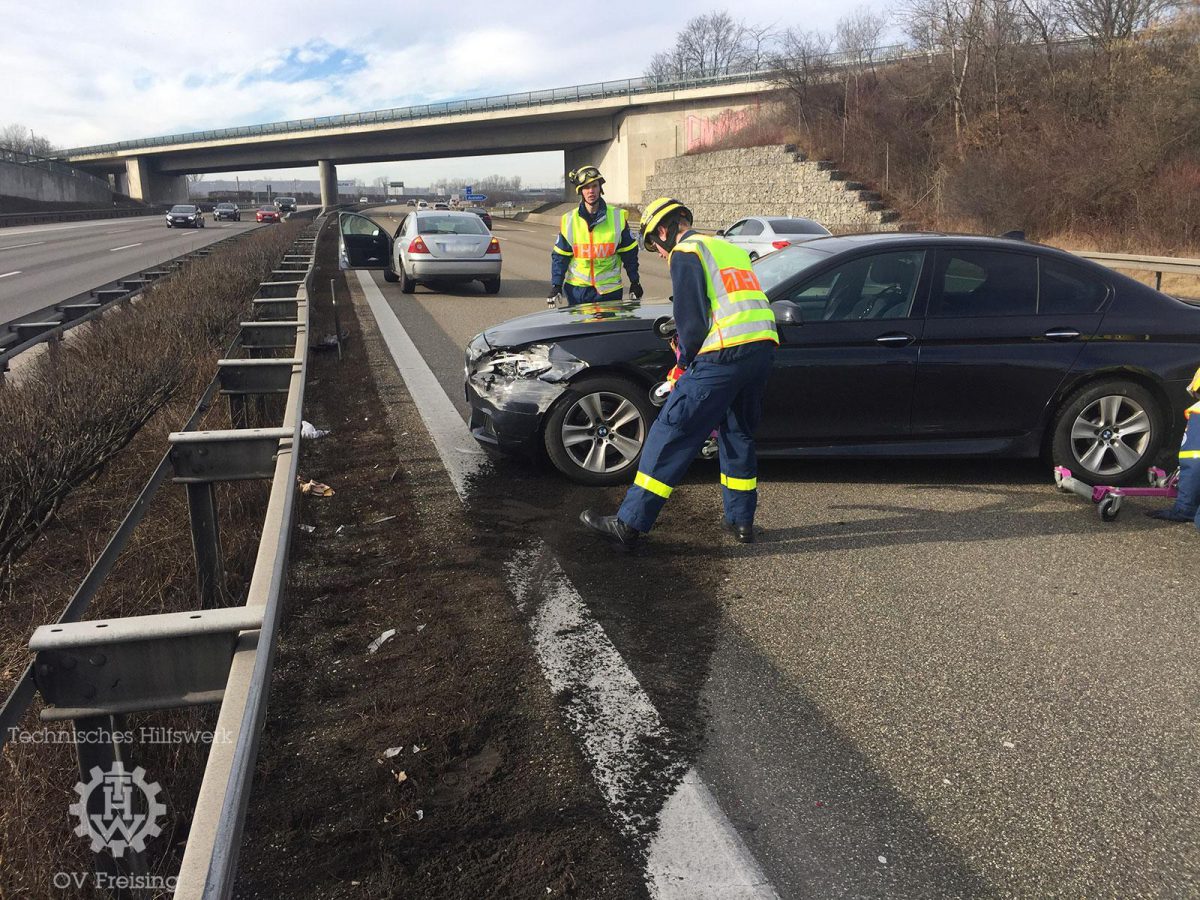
[
  {"xmin": 770, "ymin": 28, "xmax": 835, "ymax": 128},
  {"xmin": 1064, "ymin": 0, "xmax": 1179, "ymax": 49},
  {"xmin": 0, "ymin": 123, "xmax": 55, "ymax": 157},
  {"xmin": 645, "ymin": 12, "xmax": 776, "ymax": 81},
  {"xmin": 906, "ymin": 0, "xmax": 988, "ymax": 144}
]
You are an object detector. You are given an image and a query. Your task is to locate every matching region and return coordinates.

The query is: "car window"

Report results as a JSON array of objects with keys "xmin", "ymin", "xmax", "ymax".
[
  {"xmin": 169, "ymin": 205, "xmax": 196, "ymax": 213},
  {"xmin": 753, "ymin": 245, "xmax": 833, "ymax": 295},
  {"xmin": 417, "ymin": 216, "xmax": 486, "ymax": 235},
  {"xmin": 724, "ymin": 220, "xmax": 747, "ymax": 237},
  {"xmin": 929, "ymin": 250, "xmax": 1037, "ymax": 317},
  {"xmin": 768, "ymin": 218, "xmax": 830, "ymax": 235},
  {"xmin": 781, "ymin": 250, "xmax": 926, "ymax": 322},
  {"xmin": 1039, "ymin": 258, "xmax": 1109, "ymax": 314},
  {"xmin": 741, "ymin": 220, "xmax": 765, "ymax": 236},
  {"xmin": 340, "ymin": 215, "xmax": 380, "ymax": 237}
]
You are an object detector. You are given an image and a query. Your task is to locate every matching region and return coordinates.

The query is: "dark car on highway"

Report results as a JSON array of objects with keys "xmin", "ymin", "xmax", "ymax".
[
  {"xmin": 166, "ymin": 204, "xmax": 205, "ymax": 228},
  {"xmin": 465, "ymin": 207, "xmax": 493, "ymax": 230},
  {"xmin": 464, "ymin": 233, "xmax": 1200, "ymax": 486},
  {"xmin": 213, "ymin": 202, "xmax": 240, "ymax": 221}
]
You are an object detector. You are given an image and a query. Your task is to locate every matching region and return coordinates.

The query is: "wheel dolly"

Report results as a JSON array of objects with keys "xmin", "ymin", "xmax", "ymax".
[{"xmin": 1053, "ymin": 466, "xmax": 1179, "ymax": 521}]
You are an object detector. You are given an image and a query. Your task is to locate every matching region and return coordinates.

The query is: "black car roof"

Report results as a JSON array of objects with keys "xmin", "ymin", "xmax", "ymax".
[{"xmin": 798, "ymin": 231, "xmax": 1070, "ymax": 256}]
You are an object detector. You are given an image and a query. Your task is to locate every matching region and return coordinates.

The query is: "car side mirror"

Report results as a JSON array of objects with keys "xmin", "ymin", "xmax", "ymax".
[
  {"xmin": 771, "ymin": 300, "xmax": 803, "ymax": 326},
  {"xmin": 715, "ymin": 229, "xmax": 725, "ymax": 237}
]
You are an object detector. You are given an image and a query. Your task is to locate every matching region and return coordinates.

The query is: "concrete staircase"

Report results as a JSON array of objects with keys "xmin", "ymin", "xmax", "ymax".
[{"xmin": 641, "ymin": 145, "xmax": 901, "ymax": 233}]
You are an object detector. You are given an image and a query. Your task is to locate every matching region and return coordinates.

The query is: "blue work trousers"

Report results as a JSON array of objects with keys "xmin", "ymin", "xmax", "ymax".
[
  {"xmin": 618, "ymin": 342, "xmax": 775, "ymax": 533},
  {"xmin": 564, "ymin": 284, "xmax": 621, "ymax": 307},
  {"xmin": 1168, "ymin": 414, "xmax": 1200, "ymax": 529}
]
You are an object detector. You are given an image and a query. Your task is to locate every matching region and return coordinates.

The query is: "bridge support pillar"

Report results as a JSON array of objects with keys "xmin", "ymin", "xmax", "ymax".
[
  {"xmin": 319, "ymin": 160, "xmax": 338, "ymax": 211},
  {"xmin": 123, "ymin": 157, "xmax": 187, "ymax": 205}
]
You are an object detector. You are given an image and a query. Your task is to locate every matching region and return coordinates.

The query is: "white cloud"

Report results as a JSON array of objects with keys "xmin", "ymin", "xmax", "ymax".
[{"xmin": 3, "ymin": 0, "xmax": 896, "ymax": 184}]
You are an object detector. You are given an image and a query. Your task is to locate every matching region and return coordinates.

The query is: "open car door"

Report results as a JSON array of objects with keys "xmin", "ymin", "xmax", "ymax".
[{"xmin": 338, "ymin": 212, "xmax": 392, "ymax": 269}]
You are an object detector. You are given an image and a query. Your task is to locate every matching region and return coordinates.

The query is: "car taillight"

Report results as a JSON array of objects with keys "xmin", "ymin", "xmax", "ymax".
[
  {"xmin": 408, "ymin": 236, "xmax": 430, "ymax": 254},
  {"xmin": 771, "ymin": 240, "xmax": 791, "ymax": 250},
  {"xmin": 486, "ymin": 237, "xmax": 500, "ymax": 254}
]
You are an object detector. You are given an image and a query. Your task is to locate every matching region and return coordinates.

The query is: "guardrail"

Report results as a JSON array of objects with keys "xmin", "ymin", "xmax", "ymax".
[
  {"xmin": 0, "ymin": 206, "xmax": 168, "ymax": 229},
  {"xmin": 1076, "ymin": 251, "xmax": 1200, "ymax": 292},
  {"xmin": 0, "ymin": 218, "xmax": 318, "ymax": 896},
  {"xmin": 0, "ymin": 226, "xmax": 261, "ymax": 379}
]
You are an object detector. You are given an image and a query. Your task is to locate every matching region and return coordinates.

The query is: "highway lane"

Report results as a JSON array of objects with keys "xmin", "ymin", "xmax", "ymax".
[
  {"xmin": 349, "ymin": 212, "xmax": 1200, "ymax": 897},
  {"xmin": 0, "ymin": 214, "xmax": 264, "ymax": 324}
]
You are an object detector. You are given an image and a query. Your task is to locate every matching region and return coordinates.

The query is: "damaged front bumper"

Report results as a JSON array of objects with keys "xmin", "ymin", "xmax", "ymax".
[{"xmin": 464, "ymin": 337, "xmax": 587, "ymax": 457}]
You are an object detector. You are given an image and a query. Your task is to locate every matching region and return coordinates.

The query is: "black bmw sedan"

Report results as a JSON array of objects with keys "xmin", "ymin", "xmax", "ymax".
[{"xmin": 464, "ymin": 233, "xmax": 1200, "ymax": 486}]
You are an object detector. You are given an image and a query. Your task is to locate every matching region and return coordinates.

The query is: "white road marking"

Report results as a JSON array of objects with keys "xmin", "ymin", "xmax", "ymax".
[
  {"xmin": 0, "ymin": 270, "xmax": 21, "ymax": 279},
  {"xmin": 354, "ymin": 269, "xmax": 778, "ymax": 900},
  {"xmin": 109, "ymin": 242, "xmax": 144, "ymax": 252},
  {"xmin": 0, "ymin": 216, "xmax": 161, "ymax": 238},
  {"xmin": 0, "ymin": 241, "xmax": 45, "ymax": 251}
]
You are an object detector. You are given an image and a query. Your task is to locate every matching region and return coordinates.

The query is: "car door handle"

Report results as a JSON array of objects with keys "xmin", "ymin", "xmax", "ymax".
[
  {"xmin": 1044, "ymin": 329, "xmax": 1081, "ymax": 341},
  {"xmin": 875, "ymin": 332, "xmax": 915, "ymax": 347}
]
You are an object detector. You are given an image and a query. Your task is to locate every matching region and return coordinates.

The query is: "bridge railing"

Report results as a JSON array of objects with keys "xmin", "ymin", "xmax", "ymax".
[{"xmin": 58, "ymin": 46, "xmax": 909, "ymax": 158}]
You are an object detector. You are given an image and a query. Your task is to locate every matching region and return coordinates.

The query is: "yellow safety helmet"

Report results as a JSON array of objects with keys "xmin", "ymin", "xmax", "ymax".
[
  {"xmin": 568, "ymin": 165, "xmax": 605, "ymax": 194},
  {"xmin": 1189, "ymin": 366, "xmax": 1200, "ymax": 396},
  {"xmin": 640, "ymin": 197, "xmax": 691, "ymax": 250}
]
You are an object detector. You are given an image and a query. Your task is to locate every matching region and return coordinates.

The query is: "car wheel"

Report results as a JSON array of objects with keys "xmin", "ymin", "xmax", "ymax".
[
  {"xmin": 483, "ymin": 277, "xmax": 501, "ymax": 294},
  {"xmin": 398, "ymin": 263, "xmax": 416, "ymax": 294},
  {"xmin": 166, "ymin": 223, "xmax": 172, "ymax": 228},
  {"xmin": 1050, "ymin": 379, "xmax": 1164, "ymax": 486},
  {"xmin": 383, "ymin": 264, "xmax": 400, "ymax": 283},
  {"xmin": 544, "ymin": 375, "xmax": 655, "ymax": 486}
]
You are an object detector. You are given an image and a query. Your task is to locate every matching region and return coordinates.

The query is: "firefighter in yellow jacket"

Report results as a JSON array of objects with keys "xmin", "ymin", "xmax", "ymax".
[{"xmin": 548, "ymin": 165, "xmax": 641, "ymax": 307}]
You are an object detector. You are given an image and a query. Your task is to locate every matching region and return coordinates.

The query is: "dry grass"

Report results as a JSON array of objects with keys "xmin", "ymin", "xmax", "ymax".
[{"xmin": 0, "ymin": 220, "xmax": 306, "ymax": 896}]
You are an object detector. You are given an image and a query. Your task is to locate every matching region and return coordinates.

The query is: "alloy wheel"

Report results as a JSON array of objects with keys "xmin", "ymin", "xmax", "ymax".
[
  {"xmin": 560, "ymin": 391, "xmax": 646, "ymax": 474},
  {"xmin": 1070, "ymin": 394, "xmax": 1152, "ymax": 476}
]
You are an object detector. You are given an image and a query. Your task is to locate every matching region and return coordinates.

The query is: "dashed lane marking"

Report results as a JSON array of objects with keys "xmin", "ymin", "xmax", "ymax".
[
  {"xmin": 354, "ymin": 268, "xmax": 779, "ymax": 900},
  {"xmin": 0, "ymin": 270, "xmax": 21, "ymax": 279},
  {"xmin": 109, "ymin": 242, "xmax": 144, "ymax": 252},
  {"xmin": 0, "ymin": 241, "xmax": 45, "ymax": 251}
]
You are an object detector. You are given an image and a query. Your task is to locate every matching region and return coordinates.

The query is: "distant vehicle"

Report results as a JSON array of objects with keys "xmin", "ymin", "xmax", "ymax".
[
  {"xmin": 465, "ymin": 206, "xmax": 492, "ymax": 230},
  {"xmin": 434, "ymin": 202, "xmax": 450, "ymax": 210},
  {"xmin": 717, "ymin": 216, "xmax": 831, "ymax": 259},
  {"xmin": 213, "ymin": 202, "xmax": 241, "ymax": 221},
  {"xmin": 358, "ymin": 196, "xmax": 369, "ymax": 204},
  {"xmin": 274, "ymin": 196, "xmax": 297, "ymax": 212},
  {"xmin": 338, "ymin": 209, "xmax": 502, "ymax": 295},
  {"xmin": 256, "ymin": 206, "xmax": 281, "ymax": 223},
  {"xmin": 166, "ymin": 204, "xmax": 204, "ymax": 228},
  {"xmin": 407, "ymin": 200, "xmax": 417, "ymax": 207},
  {"xmin": 417, "ymin": 200, "xmax": 429, "ymax": 209}
]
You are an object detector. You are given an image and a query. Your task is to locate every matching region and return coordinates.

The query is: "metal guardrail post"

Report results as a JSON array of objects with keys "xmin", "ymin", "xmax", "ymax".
[{"xmin": 185, "ymin": 483, "xmax": 226, "ymax": 609}]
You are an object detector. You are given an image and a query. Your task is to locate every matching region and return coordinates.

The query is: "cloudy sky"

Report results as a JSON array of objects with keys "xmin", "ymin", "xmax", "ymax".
[{"xmin": 3, "ymin": 0, "xmax": 894, "ymax": 188}]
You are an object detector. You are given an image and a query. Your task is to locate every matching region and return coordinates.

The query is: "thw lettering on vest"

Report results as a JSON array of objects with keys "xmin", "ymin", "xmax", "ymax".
[
  {"xmin": 573, "ymin": 242, "xmax": 616, "ymax": 259},
  {"xmin": 719, "ymin": 267, "xmax": 763, "ymax": 293}
]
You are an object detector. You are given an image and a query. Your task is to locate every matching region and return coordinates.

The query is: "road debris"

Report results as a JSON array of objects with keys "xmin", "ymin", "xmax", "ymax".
[
  {"xmin": 384, "ymin": 747, "xmax": 402, "ymax": 758},
  {"xmin": 298, "ymin": 478, "xmax": 335, "ymax": 497},
  {"xmin": 301, "ymin": 421, "xmax": 330, "ymax": 439},
  {"xmin": 367, "ymin": 628, "xmax": 396, "ymax": 654},
  {"xmin": 298, "ymin": 524, "xmax": 316, "ymax": 534}
]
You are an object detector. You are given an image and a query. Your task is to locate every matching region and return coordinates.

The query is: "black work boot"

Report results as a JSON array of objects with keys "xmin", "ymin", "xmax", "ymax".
[
  {"xmin": 580, "ymin": 509, "xmax": 640, "ymax": 551},
  {"xmin": 722, "ymin": 519, "xmax": 755, "ymax": 543}
]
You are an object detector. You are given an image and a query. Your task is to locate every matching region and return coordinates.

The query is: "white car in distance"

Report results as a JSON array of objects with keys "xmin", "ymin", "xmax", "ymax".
[{"xmin": 717, "ymin": 216, "xmax": 831, "ymax": 259}]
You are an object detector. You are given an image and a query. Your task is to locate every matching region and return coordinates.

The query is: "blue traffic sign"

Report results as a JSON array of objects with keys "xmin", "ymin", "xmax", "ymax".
[{"xmin": 465, "ymin": 193, "xmax": 487, "ymax": 202}]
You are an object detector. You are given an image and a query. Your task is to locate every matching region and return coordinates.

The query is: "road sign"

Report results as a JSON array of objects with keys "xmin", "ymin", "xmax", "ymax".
[
  {"xmin": 464, "ymin": 185, "xmax": 473, "ymax": 194},
  {"xmin": 464, "ymin": 193, "xmax": 487, "ymax": 202},
  {"xmin": 389, "ymin": 181, "xmax": 405, "ymax": 188}
]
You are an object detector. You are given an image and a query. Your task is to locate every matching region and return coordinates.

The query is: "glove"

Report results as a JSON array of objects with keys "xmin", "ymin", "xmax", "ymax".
[
  {"xmin": 547, "ymin": 286, "xmax": 563, "ymax": 308},
  {"xmin": 629, "ymin": 282, "xmax": 644, "ymax": 300}
]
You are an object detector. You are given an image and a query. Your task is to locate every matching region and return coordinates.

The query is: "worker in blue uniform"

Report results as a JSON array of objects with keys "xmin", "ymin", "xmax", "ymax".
[
  {"xmin": 580, "ymin": 197, "xmax": 778, "ymax": 550},
  {"xmin": 1147, "ymin": 366, "xmax": 1200, "ymax": 529},
  {"xmin": 548, "ymin": 165, "xmax": 642, "ymax": 308}
]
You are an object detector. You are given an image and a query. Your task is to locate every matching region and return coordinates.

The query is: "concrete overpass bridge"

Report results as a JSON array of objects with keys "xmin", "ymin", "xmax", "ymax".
[{"xmin": 61, "ymin": 71, "xmax": 779, "ymax": 208}]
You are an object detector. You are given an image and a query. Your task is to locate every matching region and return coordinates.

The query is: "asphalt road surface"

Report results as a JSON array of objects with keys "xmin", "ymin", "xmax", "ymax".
[
  {"xmin": 0, "ymin": 214, "xmax": 263, "ymax": 324},
  {"xmin": 351, "ymin": 209, "xmax": 1199, "ymax": 897}
]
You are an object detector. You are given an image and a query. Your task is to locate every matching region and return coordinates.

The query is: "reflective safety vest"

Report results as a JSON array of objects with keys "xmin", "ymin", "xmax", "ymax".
[
  {"xmin": 671, "ymin": 234, "xmax": 779, "ymax": 355},
  {"xmin": 561, "ymin": 205, "xmax": 630, "ymax": 293}
]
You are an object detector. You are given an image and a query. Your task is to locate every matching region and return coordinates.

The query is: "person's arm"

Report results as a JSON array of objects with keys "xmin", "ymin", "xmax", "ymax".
[
  {"xmin": 550, "ymin": 232, "xmax": 572, "ymax": 289},
  {"xmin": 670, "ymin": 251, "xmax": 711, "ymax": 368},
  {"xmin": 617, "ymin": 214, "xmax": 639, "ymax": 285}
]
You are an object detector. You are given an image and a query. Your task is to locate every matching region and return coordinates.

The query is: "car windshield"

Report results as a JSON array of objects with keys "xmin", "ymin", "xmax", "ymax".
[
  {"xmin": 753, "ymin": 245, "xmax": 834, "ymax": 294},
  {"xmin": 417, "ymin": 215, "xmax": 487, "ymax": 235},
  {"xmin": 277, "ymin": 197, "xmax": 294, "ymax": 203},
  {"xmin": 259, "ymin": 206, "xmax": 275, "ymax": 211},
  {"xmin": 768, "ymin": 218, "xmax": 829, "ymax": 235},
  {"xmin": 217, "ymin": 204, "xmax": 234, "ymax": 209},
  {"xmin": 170, "ymin": 205, "xmax": 196, "ymax": 213}
]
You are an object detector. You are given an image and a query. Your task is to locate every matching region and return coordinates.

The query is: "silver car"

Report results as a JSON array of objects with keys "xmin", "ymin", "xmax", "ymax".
[
  {"xmin": 336, "ymin": 210, "xmax": 502, "ymax": 295},
  {"xmin": 717, "ymin": 216, "xmax": 830, "ymax": 259}
]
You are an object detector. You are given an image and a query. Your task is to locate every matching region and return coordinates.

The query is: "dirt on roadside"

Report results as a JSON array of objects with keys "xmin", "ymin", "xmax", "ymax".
[{"xmin": 235, "ymin": 221, "xmax": 646, "ymax": 899}]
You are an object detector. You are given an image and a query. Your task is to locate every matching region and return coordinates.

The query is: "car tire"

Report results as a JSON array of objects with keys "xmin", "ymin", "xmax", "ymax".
[
  {"xmin": 544, "ymin": 374, "xmax": 656, "ymax": 486},
  {"xmin": 1050, "ymin": 378, "xmax": 1164, "ymax": 486},
  {"xmin": 398, "ymin": 263, "xmax": 416, "ymax": 294},
  {"xmin": 166, "ymin": 223, "xmax": 172, "ymax": 228},
  {"xmin": 383, "ymin": 265, "xmax": 400, "ymax": 283},
  {"xmin": 483, "ymin": 277, "xmax": 501, "ymax": 294}
]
